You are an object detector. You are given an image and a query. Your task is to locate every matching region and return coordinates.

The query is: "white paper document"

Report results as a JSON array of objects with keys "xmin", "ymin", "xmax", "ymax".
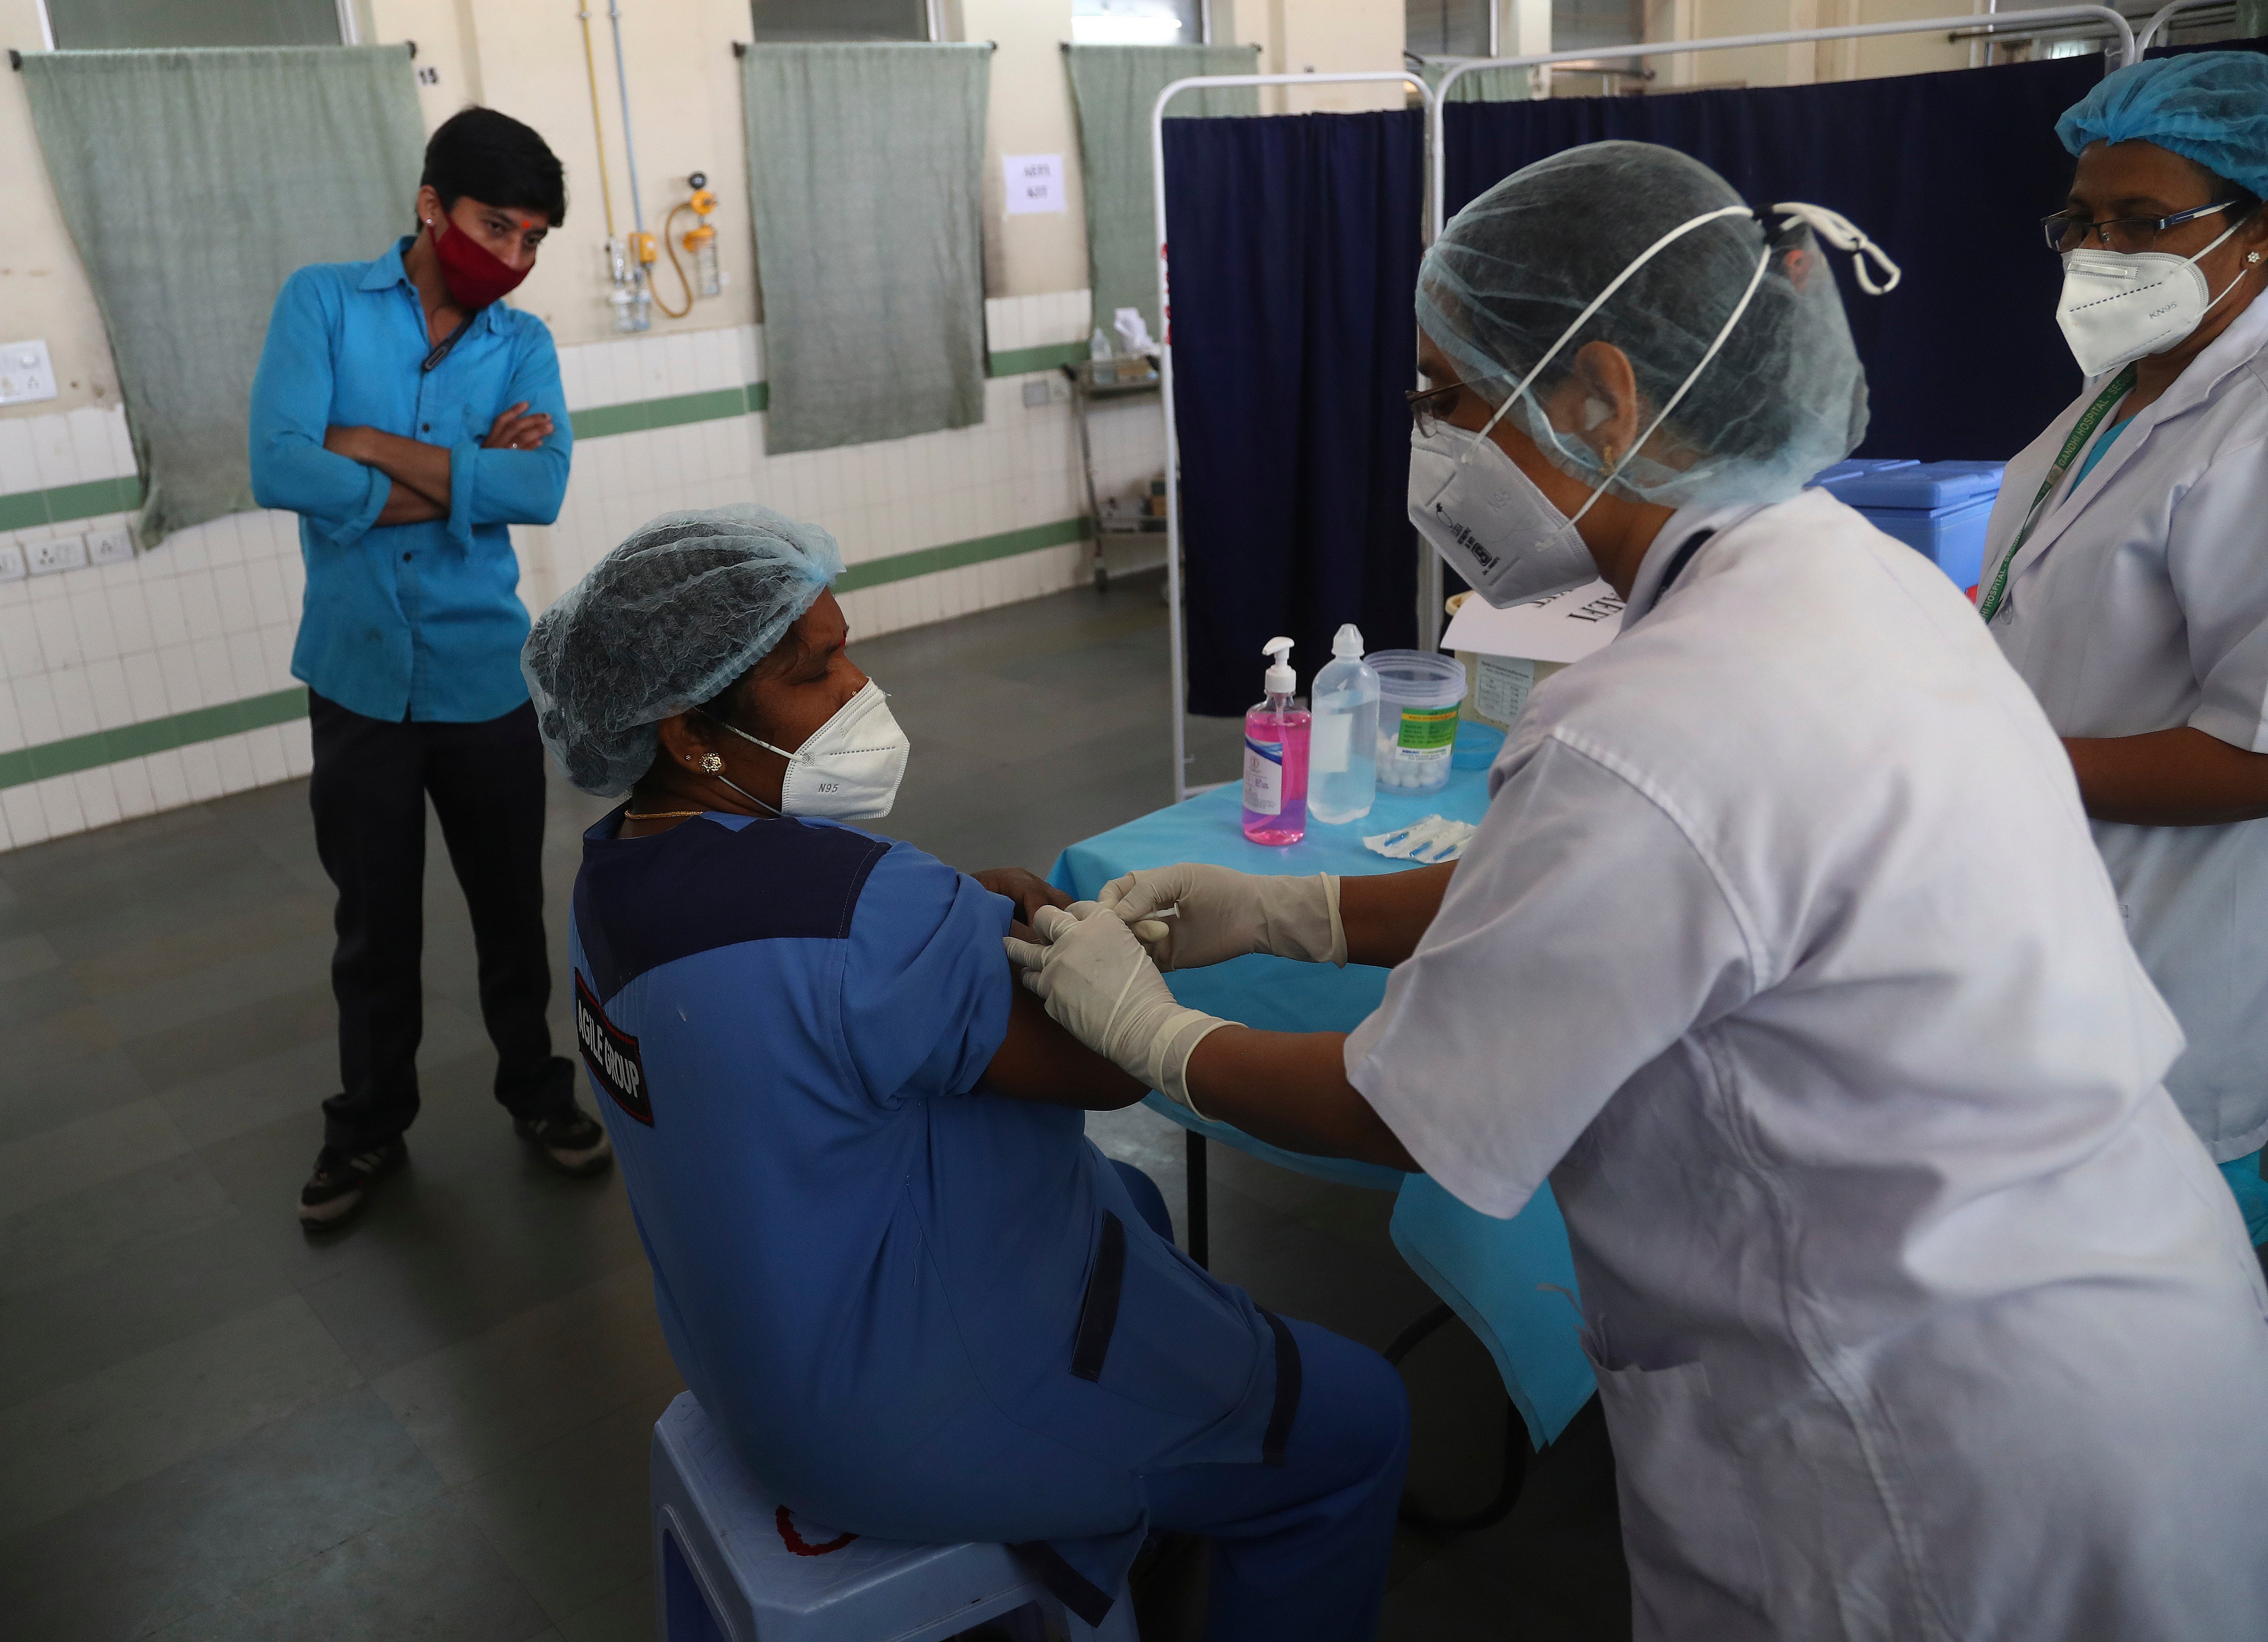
[
  {"xmin": 1002, "ymin": 153, "xmax": 1066, "ymax": 215},
  {"xmin": 1441, "ymin": 579, "xmax": 1625, "ymax": 664}
]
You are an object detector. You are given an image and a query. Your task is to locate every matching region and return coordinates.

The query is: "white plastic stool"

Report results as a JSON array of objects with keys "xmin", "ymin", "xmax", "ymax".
[{"xmin": 652, "ymin": 1392, "xmax": 1139, "ymax": 1642}]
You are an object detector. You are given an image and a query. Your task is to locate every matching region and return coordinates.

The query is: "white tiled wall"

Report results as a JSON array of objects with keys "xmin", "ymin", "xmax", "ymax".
[
  {"xmin": 0, "ymin": 289, "xmax": 1166, "ymax": 853},
  {"xmin": 0, "ymin": 405, "xmax": 313, "ymax": 855}
]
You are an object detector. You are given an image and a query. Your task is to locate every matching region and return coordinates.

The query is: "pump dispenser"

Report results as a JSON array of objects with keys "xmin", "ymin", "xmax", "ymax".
[
  {"xmin": 1309, "ymin": 624, "xmax": 1381, "ymax": 823},
  {"xmin": 1242, "ymin": 636, "xmax": 1311, "ymax": 845}
]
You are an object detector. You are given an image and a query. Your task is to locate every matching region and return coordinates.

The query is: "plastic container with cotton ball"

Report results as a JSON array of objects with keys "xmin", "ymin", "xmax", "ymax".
[
  {"xmin": 1242, "ymin": 637, "xmax": 1311, "ymax": 845},
  {"xmin": 1308, "ymin": 625, "xmax": 1380, "ymax": 824},
  {"xmin": 1369, "ymin": 651, "xmax": 1466, "ymax": 795}
]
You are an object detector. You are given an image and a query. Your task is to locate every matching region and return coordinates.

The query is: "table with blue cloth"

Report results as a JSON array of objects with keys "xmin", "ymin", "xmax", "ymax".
[{"xmin": 1046, "ymin": 762, "xmax": 1596, "ymax": 1449}]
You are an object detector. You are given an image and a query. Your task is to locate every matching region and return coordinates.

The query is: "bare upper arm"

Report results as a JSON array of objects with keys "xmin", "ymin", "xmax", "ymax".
[{"xmin": 980, "ymin": 938, "xmax": 1149, "ymax": 1110}]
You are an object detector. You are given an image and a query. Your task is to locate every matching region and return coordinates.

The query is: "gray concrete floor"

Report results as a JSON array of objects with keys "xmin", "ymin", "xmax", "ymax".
[{"xmin": 0, "ymin": 572, "xmax": 1627, "ymax": 1641}]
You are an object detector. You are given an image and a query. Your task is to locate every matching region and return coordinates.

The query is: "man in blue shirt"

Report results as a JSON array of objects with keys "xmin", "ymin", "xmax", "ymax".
[{"xmin": 250, "ymin": 108, "xmax": 609, "ymax": 1227}]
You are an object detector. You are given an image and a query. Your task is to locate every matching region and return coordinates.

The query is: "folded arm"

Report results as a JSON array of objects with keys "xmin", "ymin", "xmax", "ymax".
[
  {"xmin": 327, "ymin": 399, "xmax": 559, "ymax": 528},
  {"xmin": 2120, "ymin": 442, "xmax": 2268, "ymax": 825},
  {"xmin": 2065, "ymin": 728, "xmax": 2268, "ymax": 826},
  {"xmin": 375, "ymin": 483, "xmax": 446, "ymax": 526},
  {"xmin": 248, "ymin": 270, "xmax": 390, "ymax": 540},
  {"xmin": 444, "ymin": 337, "xmax": 572, "ymax": 543}
]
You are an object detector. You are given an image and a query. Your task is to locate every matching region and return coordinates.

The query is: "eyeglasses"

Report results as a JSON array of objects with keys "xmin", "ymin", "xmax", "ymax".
[
  {"xmin": 1407, "ymin": 374, "xmax": 1512, "ymax": 438},
  {"xmin": 2041, "ymin": 199, "xmax": 2245, "ymax": 255}
]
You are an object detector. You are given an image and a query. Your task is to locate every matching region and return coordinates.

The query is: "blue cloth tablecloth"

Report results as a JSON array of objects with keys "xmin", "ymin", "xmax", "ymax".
[{"xmin": 1047, "ymin": 767, "xmax": 1596, "ymax": 1443}]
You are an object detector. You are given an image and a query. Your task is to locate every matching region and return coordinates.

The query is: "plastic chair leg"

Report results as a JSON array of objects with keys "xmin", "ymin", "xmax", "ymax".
[{"xmin": 1384, "ymin": 1302, "xmax": 1532, "ymax": 1535}]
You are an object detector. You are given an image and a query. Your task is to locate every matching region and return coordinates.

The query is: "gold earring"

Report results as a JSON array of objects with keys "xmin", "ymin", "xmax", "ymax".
[
  {"xmin": 1601, "ymin": 443, "xmax": 1616, "ymax": 469},
  {"xmin": 700, "ymin": 753, "xmax": 725, "ymax": 774}
]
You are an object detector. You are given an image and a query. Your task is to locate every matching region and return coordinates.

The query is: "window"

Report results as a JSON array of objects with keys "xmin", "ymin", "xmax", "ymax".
[
  {"xmin": 41, "ymin": 0, "xmax": 346, "ymax": 49},
  {"xmin": 749, "ymin": 0, "xmax": 937, "ymax": 43},
  {"xmin": 1072, "ymin": 0, "xmax": 1208, "ymax": 48},
  {"xmin": 1552, "ymin": 0, "xmax": 1643, "ymax": 56},
  {"xmin": 1406, "ymin": 0, "xmax": 1492, "ymax": 58}
]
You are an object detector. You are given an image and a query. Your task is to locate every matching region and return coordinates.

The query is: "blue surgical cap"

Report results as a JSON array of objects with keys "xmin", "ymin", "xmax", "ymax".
[
  {"xmin": 2057, "ymin": 52, "xmax": 2268, "ymax": 201},
  {"xmin": 522, "ymin": 504, "xmax": 844, "ymax": 796},
  {"xmin": 1419, "ymin": 141, "xmax": 1870, "ymax": 510}
]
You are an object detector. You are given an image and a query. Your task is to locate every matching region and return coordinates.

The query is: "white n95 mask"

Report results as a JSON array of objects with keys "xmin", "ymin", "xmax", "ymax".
[
  {"xmin": 1407, "ymin": 203, "xmax": 1780, "ymax": 610},
  {"xmin": 704, "ymin": 679, "xmax": 910, "ymax": 820},
  {"xmin": 2057, "ymin": 216, "xmax": 2249, "ymax": 378},
  {"xmin": 1407, "ymin": 422, "xmax": 1598, "ymax": 606}
]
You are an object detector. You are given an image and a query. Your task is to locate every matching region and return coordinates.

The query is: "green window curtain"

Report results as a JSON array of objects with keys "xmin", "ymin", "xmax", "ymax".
[
  {"xmin": 20, "ymin": 47, "xmax": 424, "ymax": 547},
  {"xmin": 1064, "ymin": 43, "xmax": 1259, "ymax": 344},
  {"xmin": 43, "ymin": 0, "xmax": 343, "ymax": 49},
  {"xmin": 742, "ymin": 43, "xmax": 992, "ymax": 456},
  {"xmin": 1414, "ymin": 60, "xmax": 1534, "ymax": 102}
]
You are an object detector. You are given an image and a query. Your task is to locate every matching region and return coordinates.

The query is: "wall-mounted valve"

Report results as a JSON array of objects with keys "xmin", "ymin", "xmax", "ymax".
[
  {"xmin": 656, "ymin": 171, "xmax": 723, "ymax": 319},
  {"xmin": 682, "ymin": 173, "xmax": 722, "ymax": 299}
]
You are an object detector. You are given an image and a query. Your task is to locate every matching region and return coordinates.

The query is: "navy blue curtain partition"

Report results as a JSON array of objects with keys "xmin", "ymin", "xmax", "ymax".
[
  {"xmin": 1163, "ymin": 109, "xmax": 1426, "ymax": 717},
  {"xmin": 1442, "ymin": 56, "xmax": 2107, "ymax": 467}
]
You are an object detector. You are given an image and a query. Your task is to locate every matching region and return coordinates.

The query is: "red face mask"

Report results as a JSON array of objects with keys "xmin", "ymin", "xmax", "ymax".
[{"xmin": 428, "ymin": 215, "xmax": 531, "ymax": 309}]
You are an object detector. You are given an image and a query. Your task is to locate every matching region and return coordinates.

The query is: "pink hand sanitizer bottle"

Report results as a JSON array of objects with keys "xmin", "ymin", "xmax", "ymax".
[{"xmin": 1242, "ymin": 636, "xmax": 1310, "ymax": 846}]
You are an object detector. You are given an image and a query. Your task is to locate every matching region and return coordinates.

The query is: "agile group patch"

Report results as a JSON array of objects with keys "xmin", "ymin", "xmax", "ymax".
[{"xmin": 574, "ymin": 972, "xmax": 651, "ymax": 1125}]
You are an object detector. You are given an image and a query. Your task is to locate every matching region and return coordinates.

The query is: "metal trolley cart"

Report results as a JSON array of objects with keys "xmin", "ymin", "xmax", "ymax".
[{"xmin": 1064, "ymin": 356, "xmax": 1165, "ymax": 590}]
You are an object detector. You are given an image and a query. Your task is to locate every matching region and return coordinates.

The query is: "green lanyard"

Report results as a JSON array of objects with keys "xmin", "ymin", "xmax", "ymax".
[{"xmin": 1977, "ymin": 364, "xmax": 2137, "ymax": 624}]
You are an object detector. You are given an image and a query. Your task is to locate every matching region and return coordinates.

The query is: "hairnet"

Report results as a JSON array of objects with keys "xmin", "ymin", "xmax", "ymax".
[
  {"xmin": 521, "ymin": 504, "xmax": 843, "ymax": 796},
  {"xmin": 2057, "ymin": 53, "xmax": 2268, "ymax": 202},
  {"xmin": 1416, "ymin": 141, "xmax": 1870, "ymax": 508}
]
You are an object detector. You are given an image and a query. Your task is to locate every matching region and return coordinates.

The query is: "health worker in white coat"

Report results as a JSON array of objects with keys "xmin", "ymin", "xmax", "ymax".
[
  {"xmin": 1983, "ymin": 52, "xmax": 2268, "ymax": 1247},
  {"xmin": 1009, "ymin": 142, "xmax": 2268, "ymax": 1641}
]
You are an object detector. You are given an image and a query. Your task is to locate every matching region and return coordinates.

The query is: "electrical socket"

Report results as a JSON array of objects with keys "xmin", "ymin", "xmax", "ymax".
[
  {"xmin": 0, "ymin": 340, "xmax": 57, "ymax": 406},
  {"xmin": 0, "ymin": 546, "xmax": 24, "ymax": 583},
  {"xmin": 27, "ymin": 535, "xmax": 87, "ymax": 576},
  {"xmin": 86, "ymin": 526, "xmax": 135, "ymax": 566}
]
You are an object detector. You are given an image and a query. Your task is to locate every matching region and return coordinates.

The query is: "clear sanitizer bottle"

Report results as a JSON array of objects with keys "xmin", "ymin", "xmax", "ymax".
[
  {"xmin": 1308, "ymin": 624, "xmax": 1380, "ymax": 824},
  {"xmin": 1242, "ymin": 636, "xmax": 1311, "ymax": 846}
]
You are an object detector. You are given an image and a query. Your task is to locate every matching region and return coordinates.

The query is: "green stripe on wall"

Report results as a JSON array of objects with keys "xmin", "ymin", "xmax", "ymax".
[
  {"xmin": 0, "ymin": 687, "xmax": 308, "ymax": 792},
  {"xmin": 0, "ymin": 513, "xmax": 1093, "ymax": 791},
  {"xmin": 0, "ymin": 473, "xmax": 143, "ymax": 533},
  {"xmin": 986, "ymin": 342, "xmax": 1087, "ymax": 377},
  {"xmin": 4, "ymin": 348, "xmax": 1090, "ymax": 529},
  {"xmin": 568, "ymin": 384, "xmax": 758, "ymax": 441},
  {"xmin": 836, "ymin": 515, "xmax": 1089, "ymax": 593}
]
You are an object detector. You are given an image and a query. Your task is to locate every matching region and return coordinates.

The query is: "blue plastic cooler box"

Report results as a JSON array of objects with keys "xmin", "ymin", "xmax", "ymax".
[{"xmin": 1811, "ymin": 460, "xmax": 2007, "ymax": 592}]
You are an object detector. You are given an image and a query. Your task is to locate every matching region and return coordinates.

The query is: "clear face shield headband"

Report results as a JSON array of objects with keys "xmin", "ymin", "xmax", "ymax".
[{"xmin": 1454, "ymin": 200, "xmax": 1903, "ymax": 524}]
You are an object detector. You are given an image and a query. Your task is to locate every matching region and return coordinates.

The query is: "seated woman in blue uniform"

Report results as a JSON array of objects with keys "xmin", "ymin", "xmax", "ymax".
[{"xmin": 521, "ymin": 506, "xmax": 1409, "ymax": 1641}]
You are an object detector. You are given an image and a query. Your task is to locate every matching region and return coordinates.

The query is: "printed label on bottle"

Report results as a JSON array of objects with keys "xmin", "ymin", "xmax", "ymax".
[
  {"xmin": 1310, "ymin": 713, "xmax": 1352, "ymax": 774},
  {"xmin": 1474, "ymin": 655, "xmax": 1534, "ymax": 728},
  {"xmin": 1243, "ymin": 736, "xmax": 1283, "ymax": 815},
  {"xmin": 1396, "ymin": 706, "xmax": 1460, "ymax": 754}
]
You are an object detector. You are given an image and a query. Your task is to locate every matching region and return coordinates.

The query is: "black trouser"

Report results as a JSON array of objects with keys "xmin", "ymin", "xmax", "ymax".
[{"xmin": 310, "ymin": 690, "xmax": 572, "ymax": 1152}]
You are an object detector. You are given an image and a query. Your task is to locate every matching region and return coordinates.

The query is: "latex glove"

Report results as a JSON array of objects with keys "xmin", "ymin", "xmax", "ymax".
[
  {"xmin": 1097, "ymin": 863, "xmax": 1346, "ymax": 972},
  {"xmin": 1004, "ymin": 903, "xmax": 1233, "ymax": 1113}
]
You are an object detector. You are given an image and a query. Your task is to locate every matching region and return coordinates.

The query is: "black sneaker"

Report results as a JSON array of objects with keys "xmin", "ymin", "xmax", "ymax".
[
  {"xmin": 515, "ymin": 1105, "xmax": 614, "ymax": 1176},
  {"xmin": 299, "ymin": 1138, "xmax": 408, "ymax": 1227}
]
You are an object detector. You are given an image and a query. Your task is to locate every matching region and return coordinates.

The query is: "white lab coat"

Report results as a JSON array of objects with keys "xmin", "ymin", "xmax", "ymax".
[
  {"xmin": 1347, "ymin": 491, "xmax": 2268, "ymax": 1641},
  {"xmin": 1982, "ymin": 296, "xmax": 2268, "ymax": 1162}
]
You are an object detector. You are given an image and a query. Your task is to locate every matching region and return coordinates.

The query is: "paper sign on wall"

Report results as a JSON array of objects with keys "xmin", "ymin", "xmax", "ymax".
[{"xmin": 1003, "ymin": 153, "xmax": 1066, "ymax": 215}]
